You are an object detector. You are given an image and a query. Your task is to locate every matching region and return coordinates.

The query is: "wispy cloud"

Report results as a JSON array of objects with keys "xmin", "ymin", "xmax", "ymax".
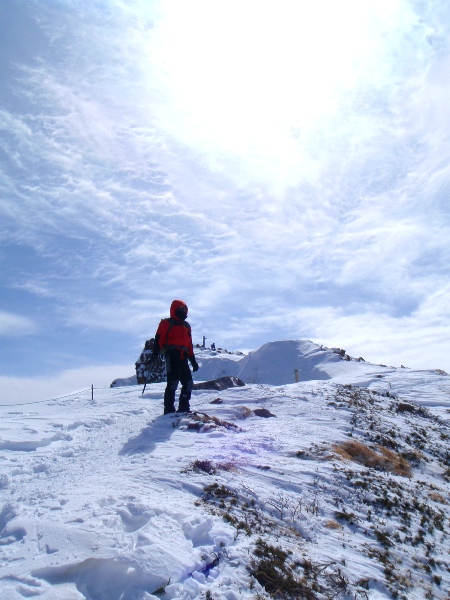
[
  {"xmin": 296, "ymin": 301, "xmax": 450, "ymax": 372},
  {"xmin": 0, "ymin": 311, "xmax": 37, "ymax": 336},
  {"xmin": 0, "ymin": 0, "xmax": 449, "ymax": 384}
]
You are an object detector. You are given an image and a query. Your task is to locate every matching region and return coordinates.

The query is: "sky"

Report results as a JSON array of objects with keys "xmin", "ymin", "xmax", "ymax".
[{"xmin": 1, "ymin": 0, "xmax": 450, "ymax": 402}]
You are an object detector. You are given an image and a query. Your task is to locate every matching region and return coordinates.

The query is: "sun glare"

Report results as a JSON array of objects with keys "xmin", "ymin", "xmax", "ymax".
[{"xmin": 147, "ymin": 0, "xmax": 411, "ymax": 173}]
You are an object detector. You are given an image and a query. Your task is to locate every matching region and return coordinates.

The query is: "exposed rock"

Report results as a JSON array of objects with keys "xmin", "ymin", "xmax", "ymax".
[
  {"xmin": 193, "ymin": 376, "xmax": 245, "ymax": 391},
  {"xmin": 331, "ymin": 348, "xmax": 346, "ymax": 357},
  {"xmin": 253, "ymin": 408, "xmax": 276, "ymax": 418},
  {"xmin": 396, "ymin": 402, "xmax": 424, "ymax": 414}
]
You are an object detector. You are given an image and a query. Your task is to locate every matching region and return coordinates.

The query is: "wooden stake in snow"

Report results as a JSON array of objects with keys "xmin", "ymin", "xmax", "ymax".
[
  {"xmin": 294, "ymin": 369, "xmax": 299, "ymax": 383},
  {"xmin": 91, "ymin": 384, "xmax": 94, "ymax": 400}
]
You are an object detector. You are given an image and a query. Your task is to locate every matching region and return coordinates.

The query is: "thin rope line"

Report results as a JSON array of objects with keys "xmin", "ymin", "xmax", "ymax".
[{"xmin": 0, "ymin": 388, "xmax": 92, "ymax": 408}]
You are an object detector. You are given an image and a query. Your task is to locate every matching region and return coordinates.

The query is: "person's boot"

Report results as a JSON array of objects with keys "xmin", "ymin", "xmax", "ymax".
[
  {"xmin": 177, "ymin": 386, "xmax": 191, "ymax": 413},
  {"xmin": 163, "ymin": 385, "xmax": 176, "ymax": 415}
]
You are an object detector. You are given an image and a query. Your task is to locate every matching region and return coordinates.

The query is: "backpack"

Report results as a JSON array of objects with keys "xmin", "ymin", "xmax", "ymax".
[
  {"xmin": 159, "ymin": 317, "xmax": 192, "ymax": 355},
  {"xmin": 135, "ymin": 339, "xmax": 166, "ymax": 384}
]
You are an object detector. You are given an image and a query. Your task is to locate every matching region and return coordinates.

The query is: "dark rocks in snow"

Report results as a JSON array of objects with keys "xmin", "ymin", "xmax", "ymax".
[
  {"xmin": 194, "ymin": 344, "xmax": 241, "ymax": 355},
  {"xmin": 396, "ymin": 401, "xmax": 427, "ymax": 416},
  {"xmin": 331, "ymin": 348, "xmax": 346, "ymax": 357},
  {"xmin": 193, "ymin": 376, "xmax": 245, "ymax": 391},
  {"xmin": 253, "ymin": 408, "xmax": 276, "ymax": 418},
  {"xmin": 331, "ymin": 348, "xmax": 352, "ymax": 361}
]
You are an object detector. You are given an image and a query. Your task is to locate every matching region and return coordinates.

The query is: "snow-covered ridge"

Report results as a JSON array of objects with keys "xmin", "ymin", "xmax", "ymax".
[
  {"xmin": 112, "ymin": 339, "xmax": 414, "ymax": 388},
  {"xmin": 2, "ymin": 340, "xmax": 450, "ymax": 599}
]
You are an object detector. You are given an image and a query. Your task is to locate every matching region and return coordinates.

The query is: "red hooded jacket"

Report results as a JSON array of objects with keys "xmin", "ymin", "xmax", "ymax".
[{"xmin": 154, "ymin": 300, "xmax": 194, "ymax": 358}]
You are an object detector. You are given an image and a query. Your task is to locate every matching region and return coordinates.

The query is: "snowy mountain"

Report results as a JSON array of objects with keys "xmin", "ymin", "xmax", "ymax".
[
  {"xmin": 112, "ymin": 339, "xmax": 390, "ymax": 388},
  {"xmin": 1, "ymin": 340, "xmax": 450, "ymax": 599}
]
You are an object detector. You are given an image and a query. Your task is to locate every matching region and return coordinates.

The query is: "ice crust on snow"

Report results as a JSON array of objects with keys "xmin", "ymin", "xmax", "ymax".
[{"xmin": 0, "ymin": 339, "xmax": 450, "ymax": 599}]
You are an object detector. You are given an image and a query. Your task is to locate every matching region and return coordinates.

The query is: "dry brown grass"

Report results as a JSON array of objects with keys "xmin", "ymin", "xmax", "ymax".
[
  {"xmin": 234, "ymin": 406, "xmax": 254, "ymax": 418},
  {"xmin": 324, "ymin": 519, "xmax": 342, "ymax": 529},
  {"xmin": 429, "ymin": 491, "xmax": 447, "ymax": 504},
  {"xmin": 332, "ymin": 440, "xmax": 411, "ymax": 477}
]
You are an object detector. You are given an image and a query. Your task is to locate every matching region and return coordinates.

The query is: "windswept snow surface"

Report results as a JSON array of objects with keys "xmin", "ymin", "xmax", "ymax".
[{"xmin": 1, "ymin": 341, "xmax": 450, "ymax": 599}]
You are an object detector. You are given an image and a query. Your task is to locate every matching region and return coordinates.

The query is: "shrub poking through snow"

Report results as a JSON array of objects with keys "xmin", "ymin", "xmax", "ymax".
[
  {"xmin": 187, "ymin": 460, "xmax": 217, "ymax": 475},
  {"xmin": 183, "ymin": 459, "xmax": 238, "ymax": 475},
  {"xmin": 248, "ymin": 539, "xmax": 354, "ymax": 599},
  {"xmin": 249, "ymin": 539, "xmax": 311, "ymax": 599}
]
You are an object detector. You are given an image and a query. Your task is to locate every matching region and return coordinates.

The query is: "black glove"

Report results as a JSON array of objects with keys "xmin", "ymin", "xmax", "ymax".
[
  {"xmin": 150, "ymin": 334, "xmax": 160, "ymax": 362},
  {"xmin": 189, "ymin": 356, "xmax": 199, "ymax": 372}
]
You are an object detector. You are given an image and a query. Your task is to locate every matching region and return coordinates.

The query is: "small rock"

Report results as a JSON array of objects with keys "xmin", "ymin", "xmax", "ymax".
[{"xmin": 253, "ymin": 408, "xmax": 276, "ymax": 418}]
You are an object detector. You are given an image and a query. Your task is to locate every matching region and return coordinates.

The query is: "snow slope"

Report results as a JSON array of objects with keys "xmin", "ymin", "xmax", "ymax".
[
  {"xmin": 112, "ymin": 340, "xmax": 385, "ymax": 388},
  {"xmin": 236, "ymin": 340, "xmax": 355, "ymax": 384},
  {"xmin": 1, "ymin": 341, "xmax": 450, "ymax": 599}
]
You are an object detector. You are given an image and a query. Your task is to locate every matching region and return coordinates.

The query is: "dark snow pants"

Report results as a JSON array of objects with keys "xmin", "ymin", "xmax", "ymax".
[{"xmin": 163, "ymin": 351, "xmax": 193, "ymax": 414}]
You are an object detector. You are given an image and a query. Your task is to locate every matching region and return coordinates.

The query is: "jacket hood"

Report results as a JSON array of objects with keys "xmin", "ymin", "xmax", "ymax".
[{"xmin": 170, "ymin": 299, "xmax": 188, "ymax": 319}]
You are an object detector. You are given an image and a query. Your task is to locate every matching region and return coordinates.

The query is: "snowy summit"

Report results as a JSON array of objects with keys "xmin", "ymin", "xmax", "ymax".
[{"xmin": 1, "ymin": 340, "xmax": 450, "ymax": 599}]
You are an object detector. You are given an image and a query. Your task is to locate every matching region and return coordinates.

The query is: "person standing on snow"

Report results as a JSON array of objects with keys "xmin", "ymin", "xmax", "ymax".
[{"xmin": 151, "ymin": 300, "xmax": 199, "ymax": 414}]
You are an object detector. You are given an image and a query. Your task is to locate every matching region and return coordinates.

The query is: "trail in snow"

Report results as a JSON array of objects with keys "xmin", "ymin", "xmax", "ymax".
[{"xmin": 1, "ymin": 341, "xmax": 450, "ymax": 599}]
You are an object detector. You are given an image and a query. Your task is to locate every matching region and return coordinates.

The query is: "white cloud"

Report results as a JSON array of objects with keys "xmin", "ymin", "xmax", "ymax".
[
  {"xmin": 295, "ymin": 303, "xmax": 450, "ymax": 373},
  {"xmin": 148, "ymin": 0, "xmax": 422, "ymax": 188},
  {"xmin": 0, "ymin": 0, "xmax": 449, "ymax": 388},
  {"xmin": 0, "ymin": 311, "xmax": 36, "ymax": 336},
  {"xmin": 0, "ymin": 363, "xmax": 132, "ymax": 406}
]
